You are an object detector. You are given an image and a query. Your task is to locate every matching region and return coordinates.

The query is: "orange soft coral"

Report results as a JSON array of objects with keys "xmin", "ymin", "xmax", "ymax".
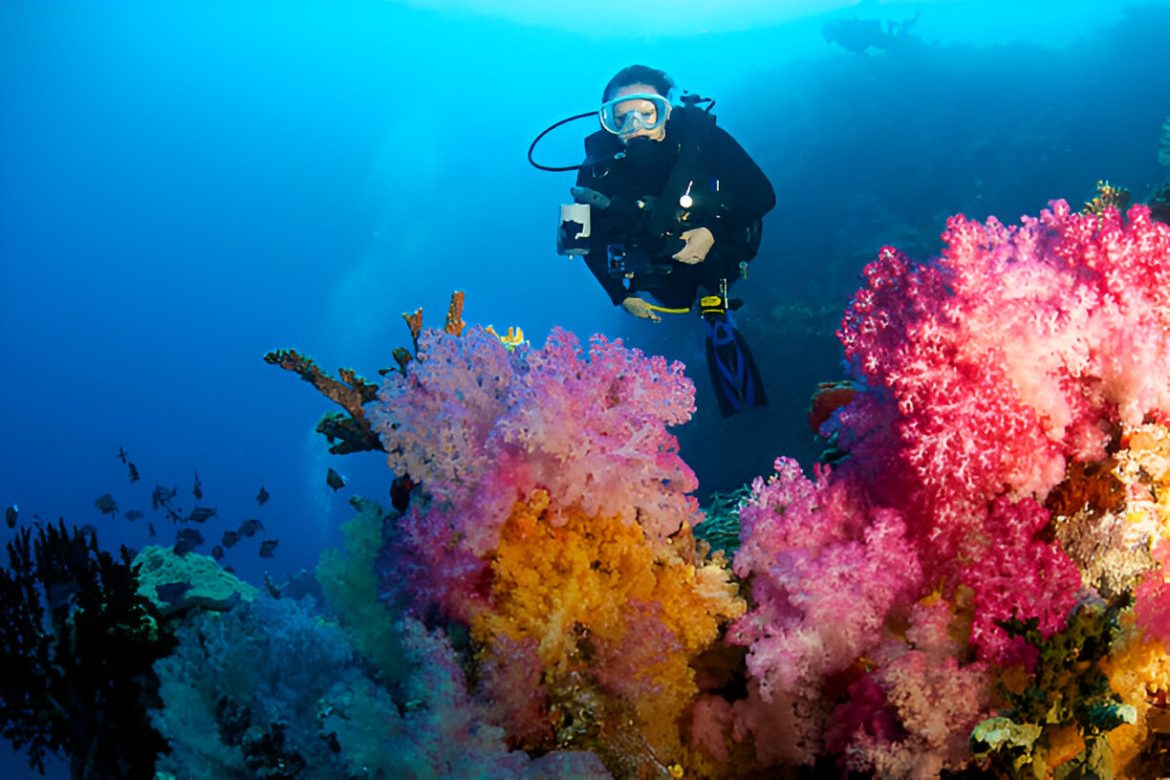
[
  {"xmin": 471, "ymin": 490, "xmax": 745, "ymax": 766},
  {"xmin": 1102, "ymin": 618, "xmax": 1170, "ymax": 773}
]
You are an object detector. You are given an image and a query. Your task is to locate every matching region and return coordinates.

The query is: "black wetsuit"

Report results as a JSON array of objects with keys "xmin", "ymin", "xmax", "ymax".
[{"xmin": 575, "ymin": 107, "xmax": 776, "ymax": 309}]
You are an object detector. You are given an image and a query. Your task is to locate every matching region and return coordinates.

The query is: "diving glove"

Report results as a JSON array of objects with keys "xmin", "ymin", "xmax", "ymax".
[{"xmin": 621, "ymin": 296, "xmax": 662, "ymax": 322}]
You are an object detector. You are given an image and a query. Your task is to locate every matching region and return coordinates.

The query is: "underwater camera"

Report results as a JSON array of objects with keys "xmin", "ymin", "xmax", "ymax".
[{"xmin": 605, "ymin": 243, "xmax": 670, "ymax": 278}]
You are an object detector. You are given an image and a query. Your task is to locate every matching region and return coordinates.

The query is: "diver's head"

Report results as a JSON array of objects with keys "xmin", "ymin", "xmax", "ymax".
[{"xmin": 599, "ymin": 65, "xmax": 676, "ymax": 144}]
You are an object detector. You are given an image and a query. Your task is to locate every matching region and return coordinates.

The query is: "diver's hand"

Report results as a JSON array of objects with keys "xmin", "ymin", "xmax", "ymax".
[
  {"xmin": 672, "ymin": 227, "xmax": 715, "ymax": 264},
  {"xmin": 570, "ymin": 186, "xmax": 612, "ymax": 209},
  {"xmin": 621, "ymin": 296, "xmax": 661, "ymax": 323}
]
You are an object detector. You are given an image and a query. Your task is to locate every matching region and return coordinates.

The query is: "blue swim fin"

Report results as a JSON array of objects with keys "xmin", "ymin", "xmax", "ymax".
[{"xmin": 702, "ymin": 308, "xmax": 767, "ymax": 417}]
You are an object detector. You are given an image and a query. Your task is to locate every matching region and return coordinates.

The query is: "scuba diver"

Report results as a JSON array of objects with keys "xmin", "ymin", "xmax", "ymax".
[
  {"xmin": 821, "ymin": 10, "xmax": 920, "ymax": 55},
  {"xmin": 529, "ymin": 64, "xmax": 776, "ymax": 417}
]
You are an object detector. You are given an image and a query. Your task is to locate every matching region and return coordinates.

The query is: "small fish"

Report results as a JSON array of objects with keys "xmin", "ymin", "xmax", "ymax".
[
  {"xmin": 238, "ymin": 518, "xmax": 264, "ymax": 538},
  {"xmin": 152, "ymin": 485, "xmax": 177, "ymax": 511},
  {"xmin": 154, "ymin": 581, "xmax": 192, "ymax": 605},
  {"xmin": 117, "ymin": 446, "xmax": 129, "ymax": 464},
  {"xmin": 127, "ymin": 462, "xmax": 140, "ymax": 483},
  {"xmin": 94, "ymin": 494, "xmax": 118, "ymax": 515},
  {"xmin": 78, "ymin": 524, "xmax": 97, "ymax": 540},
  {"xmin": 5, "ymin": 504, "xmax": 16, "ymax": 529},
  {"xmin": 148, "ymin": 522, "xmax": 156, "ymax": 538},
  {"xmin": 211, "ymin": 545, "xmax": 224, "ymax": 561},
  {"xmin": 263, "ymin": 573, "xmax": 282, "ymax": 599},
  {"xmin": 221, "ymin": 529, "xmax": 241, "ymax": 548},
  {"xmin": 186, "ymin": 506, "xmax": 217, "ymax": 524},
  {"xmin": 174, "ymin": 528, "xmax": 205, "ymax": 555},
  {"xmin": 256, "ymin": 483, "xmax": 270, "ymax": 506},
  {"xmin": 192, "ymin": 470, "xmax": 203, "ymax": 500},
  {"xmin": 259, "ymin": 539, "xmax": 279, "ymax": 558},
  {"xmin": 326, "ymin": 468, "xmax": 346, "ymax": 491},
  {"xmin": 124, "ymin": 509, "xmax": 144, "ymax": 521}
]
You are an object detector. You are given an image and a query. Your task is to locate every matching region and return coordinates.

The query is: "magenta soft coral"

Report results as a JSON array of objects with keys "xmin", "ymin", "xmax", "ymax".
[
  {"xmin": 1136, "ymin": 538, "xmax": 1170, "ymax": 647},
  {"xmin": 960, "ymin": 497, "xmax": 1081, "ymax": 666},
  {"xmin": 837, "ymin": 201, "xmax": 1170, "ymax": 560}
]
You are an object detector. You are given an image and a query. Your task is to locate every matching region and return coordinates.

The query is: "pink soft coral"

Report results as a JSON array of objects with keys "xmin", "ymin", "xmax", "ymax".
[
  {"xmin": 731, "ymin": 458, "xmax": 922, "ymax": 699},
  {"xmin": 841, "ymin": 600, "xmax": 991, "ymax": 777},
  {"xmin": 372, "ymin": 325, "xmax": 698, "ymax": 619},
  {"xmin": 498, "ymin": 328, "xmax": 699, "ymax": 543},
  {"xmin": 728, "ymin": 458, "xmax": 922, "ymax": 763}
]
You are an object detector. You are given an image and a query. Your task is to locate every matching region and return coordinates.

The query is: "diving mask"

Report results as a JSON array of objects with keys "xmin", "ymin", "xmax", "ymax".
[{"xmin": 599, "ymin": 93, "xmax": 671, "ymax": 136}]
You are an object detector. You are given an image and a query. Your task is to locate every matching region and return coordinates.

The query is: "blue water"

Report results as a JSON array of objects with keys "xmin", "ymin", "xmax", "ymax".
[{"xmin": 1, "ymin": 1, "xmax": 1167, "ymax": 777}]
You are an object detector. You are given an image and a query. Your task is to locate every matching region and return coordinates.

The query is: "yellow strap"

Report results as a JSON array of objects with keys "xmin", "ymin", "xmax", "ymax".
[{"xmin": 645, "ymin": 303, "xmax": 692, "ymax": 315}]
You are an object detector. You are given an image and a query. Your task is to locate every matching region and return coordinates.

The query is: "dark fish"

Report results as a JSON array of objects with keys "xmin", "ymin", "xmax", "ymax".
[
  {"xmin": 154, "ymin": 581, "xmax": 192, "ymax": 604},
  {"xmin": 325, "ymin": 468, "xmax": 346, "ymax": 491},
  {"xmin": 174, "ymin": 528, "xmax": 204, "ymax": 555},
  {"xmin": 238, "ymin": 518, "xmax": 264, "ymax": 538},
  {"xmin": 94, "ymin": 494, "xmax": 118, "ymax": 515},
  {"xmin": 117, "ymin": 446, "xmax": 128, "ymax": 464},
  {"xmin": 148, "ymin": 523, "xmax": 156, "ymax": 538},
  {"xmin": 78, "ymin": 524, "xmax": 97, "ymax": 540},
  {"xmin": 256, "ymin": 483, "xmax": 270, "ymax": 506},
  {"xmin": 5, "ymin": 505, "xmax": 16, "ymax": 529},
  {"xmin": 186, "ymin": 506, "xmax": 217, "ymax": 524},
  {"xmin": 124, "ymin": 509, "xmax": 144, "ymax": 521},
  {"xmin": 221, "ymin": 529, "xmax": 241, "ymax": 548},
  {"xmin": 263, "ymin": 573, "xmax": 282, "ymax": 599},
  {"xmin": 152, "ymin": 484, "xmax": 177, "ymax": 511},
  {"xmin": 258, "ymin": 539, "xmax": 279, "ymax": 558},
  {"xmin": 211, "ymin": 545, "xmax": 224, "ymax": 561},
  {"xmin": 128, "ymin": 462, "xmax": 140, "ymax": 483},
  {"xmin": 193, "ymin": 470, "xmax": 203, "ymax": 500}
]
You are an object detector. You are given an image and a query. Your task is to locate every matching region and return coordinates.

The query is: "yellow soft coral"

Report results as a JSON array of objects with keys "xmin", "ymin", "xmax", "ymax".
[
  {"xmin": 471, "ymin": 489, "xmax": 745, "ymax": 765},
  {"xmin": 1102, "ymin": 614, "xmax": 1170, "ymax": 772}
]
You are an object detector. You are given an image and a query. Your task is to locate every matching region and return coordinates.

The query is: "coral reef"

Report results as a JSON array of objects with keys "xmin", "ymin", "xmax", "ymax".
[
  {"xmin": 11, "ymin": 196, "xmax": 1170, "ymax": 778},
  {"xmin": 135, "ymin": 544, "xmax": 258, "ymax": 615},
  {"xmin": 0, "ymin": 521, "xmax": 176, "ymax": 778},
  {"xmin": 259, "ymin": 193, "xmax": 1170, "ymax": 776}
]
